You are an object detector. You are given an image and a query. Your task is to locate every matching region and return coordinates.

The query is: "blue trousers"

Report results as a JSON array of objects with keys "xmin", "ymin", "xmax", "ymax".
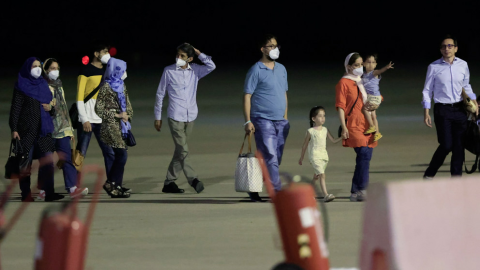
[
  {"xmin": 251, "ymin": 117, "xmax": 290, "ymax": 191},
  {"xmin": 108, "ymin": 148, "xmax": 128, "ymax": 187},
  {"xmin": 55, "ymin": 137, "xmax": 77, "ymax": 190},
  {"xmin": 425, "ymin": 103, "xmax": 467, "ymax": 177},
  {"xmin": 351, "ymin": 146, "xmax": 373, "ymax": 194},
  {"xmin": 76, "ymin": 122, "xmax": 115, "ymax": 177},
  {"xmin": 19, "ymin": 143, "xmax": 54, "ymax": 198}
]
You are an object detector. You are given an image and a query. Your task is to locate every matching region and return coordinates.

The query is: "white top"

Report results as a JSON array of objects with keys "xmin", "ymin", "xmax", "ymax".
[
  {"xmin": 307, "ymin": 127, "xmax": 329, "ymax": 161},
  {"xmin": 77, "ymin": 99, "xmax": 102, "ymax": 124}
]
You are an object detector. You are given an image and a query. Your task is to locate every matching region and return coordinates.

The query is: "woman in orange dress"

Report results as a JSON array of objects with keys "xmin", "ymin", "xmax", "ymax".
[{"xmin": 336, "ymin": 52, "xmax": 377, "ymax": 202}]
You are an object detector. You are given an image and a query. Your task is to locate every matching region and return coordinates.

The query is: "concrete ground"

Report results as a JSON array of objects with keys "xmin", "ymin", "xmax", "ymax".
[{"xmin": 0, "ymin": 65, "xmax": 478, "ymax": 269}]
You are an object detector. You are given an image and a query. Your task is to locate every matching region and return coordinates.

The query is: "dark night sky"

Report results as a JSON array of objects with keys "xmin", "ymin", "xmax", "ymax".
[{"xmin": 2, "ymin": 1, "xmax": 480, "ymax": 70}]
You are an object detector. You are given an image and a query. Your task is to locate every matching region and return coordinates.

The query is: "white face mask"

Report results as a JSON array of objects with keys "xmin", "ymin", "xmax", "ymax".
[
  {"xmin": 352, "ymin": 67, "xmax": 363, "ymax": 76},
  {"xmin": 100, "ymin": 53, "xmax": 111, "ymax": 64},
  {"xmin": 31, "ymin": 67, "xmax": 42, "ymax": 78},
  {"xmin": 269, "ymin": 47, "xmax": 280, "ymax": 60},
  {"xmin": 48, "ymin": 70, "xmax": 59, "ymax": 80},
  {"xmin": 121, "ymin": 71, "xmax": 127, "ymax": 80},
  {"xmin": 176, "ymin": 57, "xmax": 187, "ymax": 67}
]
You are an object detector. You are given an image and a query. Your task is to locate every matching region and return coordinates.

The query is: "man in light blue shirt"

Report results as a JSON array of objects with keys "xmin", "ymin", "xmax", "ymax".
[
  {"xmin": 243, "ymin": 34, "xmax": 289, "ymax": 201},
  {"xmin": 154, "ymin": 43, "xmax": 216, "ymax": 193},
  {"xmin": 422, "ymin": 35, "xmax": 478, "ymax": 178}
]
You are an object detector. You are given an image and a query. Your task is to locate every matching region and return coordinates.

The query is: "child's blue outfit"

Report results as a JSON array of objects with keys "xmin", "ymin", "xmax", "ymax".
[{"xmin": 362, "ymin": 71, "xmax": 382, "ymax": 109}]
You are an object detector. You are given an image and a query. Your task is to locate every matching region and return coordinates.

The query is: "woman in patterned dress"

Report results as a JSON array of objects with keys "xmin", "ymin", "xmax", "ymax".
[
  {"xmin": 9, "ymin": 57, "xmax": 64, "ymax": 201},
  {"xmin": 95, "ymin": 58, "xmax": 133, "ymax": 198}
]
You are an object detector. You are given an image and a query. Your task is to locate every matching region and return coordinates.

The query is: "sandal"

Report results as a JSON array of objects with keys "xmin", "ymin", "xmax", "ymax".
[
  {"xmin": 110, "ymin": 185, "xmax": 131, "ymax": 198},
  {"xmin": 103, "ymin": 181, "xmax": 114, "ymax": 196}
]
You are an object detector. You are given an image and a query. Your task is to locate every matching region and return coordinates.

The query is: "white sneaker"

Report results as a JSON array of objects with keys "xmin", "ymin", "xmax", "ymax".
[
  {"xmin": 357, "ymin": 190, "xmax": 367, "ymax": 201},
  {"xmin": 36, "ymin": 190, "xmax": 45, "ymax": 201},
  {"xmin": 423, "ymin": 176, "xmax": 433, "ymax": 180},
  {"xmin": 70, "ymin": 187, "xmax": 89, "ymax": 199},
  {"xmin": 350, "ymin": 193, "xmax": 358, "ymax": 202}
]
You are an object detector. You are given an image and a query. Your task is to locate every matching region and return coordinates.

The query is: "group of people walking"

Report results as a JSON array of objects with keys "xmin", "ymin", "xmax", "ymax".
[
  {"xmin": 10, "ymin": 57, "xmax": 86, "ymax": 201},
  {"xmin": 9, "ymin": 43, "xmax": 135, "ymax": 201},
  {"xmin": 8, "ymin": 34, "xmax": 478, "ymax": 202}
]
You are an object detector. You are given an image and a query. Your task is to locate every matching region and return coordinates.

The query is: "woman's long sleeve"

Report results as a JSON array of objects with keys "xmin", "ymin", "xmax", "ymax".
[
  {"xmin": 9, "ymin": 89, "xmax": 23, "ymax": 132},
  {"xmin": 125, "ymin": 89, "xmax": 133, "ymax": 119},
  {"xmin": 95, "ymin": 86, "xmax": 115, "ymax": 120}
]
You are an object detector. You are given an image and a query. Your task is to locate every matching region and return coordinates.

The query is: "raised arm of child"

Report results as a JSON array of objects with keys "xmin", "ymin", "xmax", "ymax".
[
  {"xmin": 327, "ymin": 130, "xmax": 342, "ymax": 144},
  {"xmin": 299, "ymin": 131, "xmax": 311, "ymax": 165},
  {"xmin": 373, "ymin": 61, "xmax": 394, "ymax": 77}
]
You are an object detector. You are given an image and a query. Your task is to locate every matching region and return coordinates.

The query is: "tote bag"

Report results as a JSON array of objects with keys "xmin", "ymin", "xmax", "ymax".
[
  {"xmin": 55, "ymin": 137, "xmax": 83, "ymax": 172},
  {"xmin": 234, "ymin": 133, "xmax": 263, "ymax": 192}
]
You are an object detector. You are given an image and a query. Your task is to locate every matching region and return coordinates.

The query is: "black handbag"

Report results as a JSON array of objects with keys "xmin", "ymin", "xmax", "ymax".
[
  {"xmin": 70, "ymin": 77, "xmax": 103, "ymax": 129},
  {"xmin": 464, "ymin": 119, "xmax": 480, "ymax": 174},
  {"xmin": 4, "ymin": 139, "xmax": 24, "ymax": 179},
  {"xmin": 125, "ymin": 130, "xmax": 136, "ymax": 147},
  {"xmin": 338, "ymin": 86, "xmax": 360, "ymax": 138}
]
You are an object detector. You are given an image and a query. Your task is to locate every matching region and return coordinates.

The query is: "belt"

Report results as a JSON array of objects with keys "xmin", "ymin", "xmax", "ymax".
[{"xmin": 438, "ymin": 101, "xmax": 463, "ymax": 107}]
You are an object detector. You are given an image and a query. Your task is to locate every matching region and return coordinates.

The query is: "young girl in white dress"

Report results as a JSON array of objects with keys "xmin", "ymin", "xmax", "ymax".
[{"xmin": 299, "ymin": 106, "xmax": 341, "ymax": 202}]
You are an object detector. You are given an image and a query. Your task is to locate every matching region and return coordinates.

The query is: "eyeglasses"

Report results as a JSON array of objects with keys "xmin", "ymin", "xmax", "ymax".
[
  {"xmin": 264, "ymin": 45, "xmax": 281, "ymax": 50},
  {"xmin": 440, "ymin": 44, "xmax": 456, "ymax": 49}
]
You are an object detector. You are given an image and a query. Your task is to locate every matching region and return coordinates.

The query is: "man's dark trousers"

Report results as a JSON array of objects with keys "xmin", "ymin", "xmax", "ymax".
[{"xmin": 425, "ymin": 103, "xmax": 467, "ymax": 177}]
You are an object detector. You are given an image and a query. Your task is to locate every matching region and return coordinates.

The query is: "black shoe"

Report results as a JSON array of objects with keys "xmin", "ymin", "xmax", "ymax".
[
  {"xmin": 122, "ymin": 187, "xmax": 132, "ymax": 193},
  {"xmin": 45, "ymin": 193, "xmax": 65, "ymax": 202},
  {"xmin": 162, "ymin": 182, "xmax": 185, "ymax": 193},
  {"xmin": 103, "ymin": 182, "xmax": 114, "ymax": 196},
  {"xmin": 248, "ymin": 192, "xmax": 263, "ymax": 202},
  {"xmin": 191, "ymin": 179, "xmax": 204, "ymax": 194},
  {"xmin": 110, "ymin": 186, "xmax": 131, "ymax": 198},
  {"xmin": 21, "ymin": 196, "xmax": 34, "ymax": 202}
]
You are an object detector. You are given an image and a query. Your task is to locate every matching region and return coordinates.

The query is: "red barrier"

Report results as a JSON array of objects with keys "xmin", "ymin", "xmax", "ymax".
[
  {"xmin": 34, "ymin": 164, "xmax": 104, "ymax": 270},
  {"xmin": 255, "ymin": 151, "xmax": 329, "ymax": 270},
  {"xmin": 0, "ymin": 178, "xmax": 32, "ymax": 270},
  {"xmin": 359, "ymin": 178, "xmax": 480, "ymax": 270}
]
